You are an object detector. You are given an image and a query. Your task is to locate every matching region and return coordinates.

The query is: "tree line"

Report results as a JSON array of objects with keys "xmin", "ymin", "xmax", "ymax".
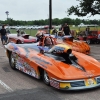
[{"xmin": 0, "ymin": 17, "xmax": 100, "ymax": 26}]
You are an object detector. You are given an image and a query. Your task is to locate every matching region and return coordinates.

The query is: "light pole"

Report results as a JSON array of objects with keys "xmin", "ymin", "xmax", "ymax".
[
  {"xmin": 49, "ymin": 0, "xmax": 52, "ymax": 33},
  {"xmin": 5, "ymin": 11, "xmax": 9, "ymax": 20}
]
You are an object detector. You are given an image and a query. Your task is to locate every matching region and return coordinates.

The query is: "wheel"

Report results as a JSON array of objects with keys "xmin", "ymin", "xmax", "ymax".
[
  {"xmin": 43, "ymin": 70, "xmax": 50, "ymax": 85},
  {"xmin": 96, "ymin": 39, "xmax": 100, "ymax": 44},
  {"xmin": 9, "ymin": 52, "xmax": 16, "ymax": 70},
  {"xmin": 86, "ymin": 39, "xmax": 91, "ymax": 44},
  {"xmin": 17, "ymin": 40, "xmax": 21, "ymax": 44}
]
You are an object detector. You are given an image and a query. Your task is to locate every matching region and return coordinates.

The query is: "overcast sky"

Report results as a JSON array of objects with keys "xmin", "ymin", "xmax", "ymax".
[{"xmin": 0, "ymin": 0, "xmax": 100, "ymax": 21}]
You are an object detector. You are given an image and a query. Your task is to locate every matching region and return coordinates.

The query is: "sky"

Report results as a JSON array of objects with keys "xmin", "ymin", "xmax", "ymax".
[{"xmin": 0, "ymin": 0, "xmax": 100, "ymax": 21}]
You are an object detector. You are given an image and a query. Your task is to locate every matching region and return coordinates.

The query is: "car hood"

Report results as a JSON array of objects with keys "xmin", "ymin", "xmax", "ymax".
[{"xmin": 47, "ymin": 52, "xmax": 100, "ymax": 80}]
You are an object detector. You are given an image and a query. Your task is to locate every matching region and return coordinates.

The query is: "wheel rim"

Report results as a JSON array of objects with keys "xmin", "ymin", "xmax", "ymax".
[{"xmin": 44, "ymin": 71, "xmax": 50, "ymax": 83}]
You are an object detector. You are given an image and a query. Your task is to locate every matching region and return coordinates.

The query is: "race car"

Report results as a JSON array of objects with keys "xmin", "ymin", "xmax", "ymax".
[
  {"xmin": 59, "ymin": 36, "xmax": 90, "ymax": 55},
  {"xmin": 7, "ymin": 33, "xmax": 37, "ymax": 44},
  {"xmin": 5, "ymin": 36, "xmax": 100, "ymax": 90}
]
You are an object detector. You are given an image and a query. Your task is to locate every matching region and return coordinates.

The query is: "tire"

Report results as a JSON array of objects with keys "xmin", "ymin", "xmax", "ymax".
[
  {"xmin": 43, "ymin": 70, "xmax": 50, "ymax": 85},
  {"xmin": 9, "ymin": 52, "xmax": 16, "ymax": 70},
  {"xmin": 96, "ymin": 39, "xmax": 100, "ymax": 44},
  {"xmin": 17, "ymin": 40, "xmax": 21, "ymax": 44}
]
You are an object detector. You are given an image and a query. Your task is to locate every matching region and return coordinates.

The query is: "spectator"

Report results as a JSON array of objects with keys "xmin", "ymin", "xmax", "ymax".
[
  {"xmin": 62, "ymin": 23, "xmax": 71, "ymax": 36},
  {"xmin": 85, "ymin": 26, "xmax": 90, "ymax": 36},
  {"xmin": 0, "ymin": 25, "xmax": 7, "ymax": 45},
  {"xmin": 59, "ymin": 24, "xmax": 64, "ymax": 31},
  {"xmin": 16, "ymin": 29, "xmax": 20, "ymax": 36}
]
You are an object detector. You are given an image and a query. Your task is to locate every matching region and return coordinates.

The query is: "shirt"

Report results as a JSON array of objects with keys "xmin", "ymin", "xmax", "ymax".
[{"xmin": 0, "ymin": 29, "xmax": 7, "ymax": 36}]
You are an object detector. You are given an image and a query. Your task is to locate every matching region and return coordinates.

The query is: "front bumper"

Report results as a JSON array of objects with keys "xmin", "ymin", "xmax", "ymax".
[{"xmin": 50, "ymin": 77, "xmax": 100, "ymax": 90}]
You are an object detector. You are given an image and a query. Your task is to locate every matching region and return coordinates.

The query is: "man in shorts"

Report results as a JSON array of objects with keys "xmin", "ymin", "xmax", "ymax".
[{"xmin": 0, "ymin": 25, "xmax": 7, "ymax": 45}]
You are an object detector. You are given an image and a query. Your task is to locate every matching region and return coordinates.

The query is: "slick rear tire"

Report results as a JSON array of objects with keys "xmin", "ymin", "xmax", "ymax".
[
  {"xmin": 9, "ymin": 52, "xmax": 16, "ymax": 70},
  {"xmin": 43, "ymin": 70, "xmax": 50, "ymax": 85}
]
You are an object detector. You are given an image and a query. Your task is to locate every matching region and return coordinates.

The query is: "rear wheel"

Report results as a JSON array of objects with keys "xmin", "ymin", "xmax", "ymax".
[
  {"xmin": 17, "ymin": 40, "xmax": 21, "ymax": 44},
  {"xmin": 9, "ymin": 52, "xmax": 16, "ymax": 70},
  {"xmin": 43, "ymin": 70, "xmax": 50, "ymax": 85}
]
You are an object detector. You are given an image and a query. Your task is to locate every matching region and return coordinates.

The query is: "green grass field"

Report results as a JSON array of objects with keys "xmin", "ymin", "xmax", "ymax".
[{"xmin": 10, "ymin": 29, "xmax": 38, "ymax": 36}]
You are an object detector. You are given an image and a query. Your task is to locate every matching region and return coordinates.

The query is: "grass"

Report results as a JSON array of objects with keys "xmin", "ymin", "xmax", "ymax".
[{"xmin": 9, "ymin": 29, "xmax": 38, "ymax": 36}]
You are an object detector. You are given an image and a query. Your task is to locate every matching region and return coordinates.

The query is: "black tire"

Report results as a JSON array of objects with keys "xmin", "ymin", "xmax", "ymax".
[
  {"xmin": 9, "ymin": 52, "xmax": 16, "ymax": 70},
  {"xmin": 17, "ymin": 40, "xmax": 21, "ymax": 44},
  {"xmin": 43, "ymin": 70, "xmax": 50, "ymax": 85},
  {"xmin": 96, "ymin": 39, "xmax": 100, "ymax": 44}
]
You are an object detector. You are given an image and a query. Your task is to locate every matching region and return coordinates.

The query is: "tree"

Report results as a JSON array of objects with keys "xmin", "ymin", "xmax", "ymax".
[{"xmin": 67, "ymin": 0, "xmax": 100, "ymax": 17}]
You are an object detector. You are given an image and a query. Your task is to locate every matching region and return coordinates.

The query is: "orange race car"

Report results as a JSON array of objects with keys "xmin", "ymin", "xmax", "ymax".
[
  {"xmin": 57, "ymin": 35, "xmax": 90, "ymax": 55},
  {"xmin": 5, "ymin": 35, "xmax": 100, "ymax": 90}
]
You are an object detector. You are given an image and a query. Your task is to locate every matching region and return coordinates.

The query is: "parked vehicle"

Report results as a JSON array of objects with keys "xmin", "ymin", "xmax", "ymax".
[
  {"xmin": 7, "ymin": 33, "xmax": 37, "ymax": 44},
  {"xmin": 5, "ymin": 36, "xmax": 100, "ymax": 90},
  {"xmin": 77, "ymin": 31, "xmax": 98, "ymax": 44}
]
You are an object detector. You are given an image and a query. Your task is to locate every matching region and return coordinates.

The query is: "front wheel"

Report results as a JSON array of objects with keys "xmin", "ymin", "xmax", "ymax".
[
  {"xmin": 9, "ymin": 52, "xmax": 16, "ymax": 70},
  {"xmin": 43, "ymin": 70, "xmax": 50, "ymax": 85}
]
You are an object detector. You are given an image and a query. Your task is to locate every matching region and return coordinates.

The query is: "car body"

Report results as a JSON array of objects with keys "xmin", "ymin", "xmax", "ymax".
[
  {"xmin": 7, "ymin": 34, "xmax": 37, "ymax": 44},
  {"xmin": 5, "ymin": 36, "xmax": 100, "ymax": 90},
  {"xmin": 50, "ymin": 35, "xmax": 90, "ymax": 55},
  {"xmin": 58, "ymin": 36, "xmax": 90, "ymax": 55}
]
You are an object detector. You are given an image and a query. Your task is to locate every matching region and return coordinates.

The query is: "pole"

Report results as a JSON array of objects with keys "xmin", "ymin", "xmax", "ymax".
[
  {"xmin": 5, "ymin": 11, "xmax": 9, "ymax": 20},
  {"xmin": 49, "ymin": 0, "xmax": 52, "ymax": 34}
]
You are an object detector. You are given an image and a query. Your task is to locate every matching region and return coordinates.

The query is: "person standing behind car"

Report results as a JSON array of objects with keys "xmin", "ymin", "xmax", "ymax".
[
  {"xmin": 85, "ymin": 26, "xmax": 90, "ymax": 36},
  {"xmin": 0, "ymin": 25, "xmax": 7, "ymax": 45},
  {"xmin": 62, "ymin": 23, "xmax": 71, "ymax": 36}
]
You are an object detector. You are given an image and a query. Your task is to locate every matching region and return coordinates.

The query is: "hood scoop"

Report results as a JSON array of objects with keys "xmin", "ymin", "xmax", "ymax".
[
  {"xmin": 63, "ymin": 54, "xmax": 86, "ymax": 72},
  {"xmin": 71, "ymin": 60, "xmax": 86, "ymax": 72}
]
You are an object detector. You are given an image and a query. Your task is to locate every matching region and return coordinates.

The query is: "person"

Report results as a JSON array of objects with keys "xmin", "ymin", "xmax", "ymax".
[
  {"xmin": 0, "ymin": 25, "xmax": 7, "ymax": 45},
  {"xmin": 59, "ymin": 24, "xmax": 64, "ymax": 31},
  {"xmin": 62, "ymin": 23, "xmax": 71, "ymax": 36},
  {"xmin": 44, "ymin": 37, "xmax": 52, "ymax": 46},
  {"xmin": 85, "ymin": 26, "xmax": 90, "ymax": 36},
  {"xmin": 16, "ymin": 29, "xmax": 20, "ymax": 36},
  {"xmin": 35, "ymin": 31, "xmax": 44, "ymax": 42},
  {"xmin": 50, "ymin": 28, "xmax": 58, "ymax": 38},
  {"xmin": 50, "ymin": 28, "xmax": 58, "ymax": 34}
]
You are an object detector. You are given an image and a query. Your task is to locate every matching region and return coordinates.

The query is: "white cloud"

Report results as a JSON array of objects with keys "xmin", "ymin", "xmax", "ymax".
[{"xmin": 0, "ymin": 0, "xmax": 100, "ymax": 21}]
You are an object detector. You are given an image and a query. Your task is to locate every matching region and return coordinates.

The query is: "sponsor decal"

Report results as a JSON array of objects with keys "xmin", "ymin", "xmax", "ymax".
[
  {"xmin": 38, "ymin": 46, "xmax": 49, "ymax": 52},
  {"xmin": 50, "ymin": 79, "xmax": 60, "ymax": 89},
  {"xmin": 11, "ymin": 43, "xmax": 20, "ymax": 53},
  {"xmin": 16, "ymin": 56, "xmax": 37, "ymax": 78},
  {"xmin": 32, "ymin": 56, "xmax": 52, "ymax": 66},
  {"xmin": 87, "ymin": 79, "xmax": 94, "ymax": 85}
]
